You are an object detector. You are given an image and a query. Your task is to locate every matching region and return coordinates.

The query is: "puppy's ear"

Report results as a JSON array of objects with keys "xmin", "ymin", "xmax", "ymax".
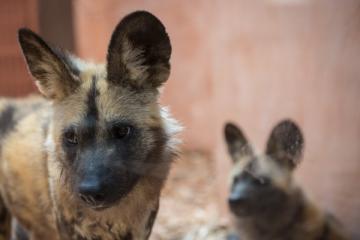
[
  {"xmin": 224, "ymin": 123, "xmax": 253, "ymax": 163},
  {"xmin": 266, "ymin": 120, "xmax": 304, "ymax": 170},
  {"xmin": 106, "ymin": 11, "xmax": 171, "ymax": 90},
  {"xmin": 18, "ymin": 28, "xmax": 79, "ymax": 100}
]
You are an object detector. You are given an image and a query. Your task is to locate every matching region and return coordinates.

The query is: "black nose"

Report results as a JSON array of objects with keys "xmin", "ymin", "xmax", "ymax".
[
  {"xmin": 228, "ymin": 197, "xmax": 246, "ymax": 214},
  {"xmin": 228, "ymin": 192, "xmax": 246, "ymax": 208},
  {"xmin": 78, "ymin": 179, "xmax": 106, "ymax": 205},
  {"xmin": 228, "ymin": 197, "xmax": 240, "ymax": 207}
]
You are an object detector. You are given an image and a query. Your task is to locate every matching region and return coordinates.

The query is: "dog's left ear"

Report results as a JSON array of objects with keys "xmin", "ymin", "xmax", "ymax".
[
  {"xmin": 106, "ymin": 11, "xmax": 171, "ymax": 90},
  {"xmin": 266, "ymin": 120, "xmax": 304, "ymax": 170}
]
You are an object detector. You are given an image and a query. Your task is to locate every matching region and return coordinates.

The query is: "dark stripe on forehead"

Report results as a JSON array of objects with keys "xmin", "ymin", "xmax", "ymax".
[
  {"xmin": 86, "ymin": 76, "xmax": 99, "ymax": 121},
  {"xmin": 81, "ymin": 76, "xmax": 99, "ymax": 139}
]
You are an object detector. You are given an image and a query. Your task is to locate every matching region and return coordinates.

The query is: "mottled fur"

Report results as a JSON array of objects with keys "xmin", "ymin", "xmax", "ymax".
[
  {"xmin": 0, "ymin": 11, "xmax": 181, "ymax": 240},
  {"xmin": 224, "ymin": 120, "xmax": 349, "ymax": 240}
]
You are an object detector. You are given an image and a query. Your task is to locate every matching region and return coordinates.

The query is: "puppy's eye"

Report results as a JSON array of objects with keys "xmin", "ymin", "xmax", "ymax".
[
  {"xmin": 112, "ymin": 125, "xmax": 132, "ymax": 139},
  {"xmin": 64, "ymin": 129, "xmax": 78, "ymax": 145}
]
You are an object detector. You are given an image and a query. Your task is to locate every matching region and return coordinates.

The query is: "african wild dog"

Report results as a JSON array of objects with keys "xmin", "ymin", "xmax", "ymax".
[
  {"xmin": 0, "ymin": 11, "xmax": 181, "ymax": 240},
  {"xmin": 224, "ymin": 120, "xmax": 349, "ymax": 240}
]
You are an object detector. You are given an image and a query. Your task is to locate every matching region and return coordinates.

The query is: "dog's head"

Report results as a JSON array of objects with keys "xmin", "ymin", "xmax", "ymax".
[
  {"xmin": 224, "ymin": 120, "xmax": 304, "ymax": 217},
  {"xmin": 18, "ymin": 11, "xmax": 177, "ymax": 210}
]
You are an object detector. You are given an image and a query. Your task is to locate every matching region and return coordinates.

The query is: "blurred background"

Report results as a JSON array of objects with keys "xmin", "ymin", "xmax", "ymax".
[{"xmin": 1, "ymin": 0, "xmax": 360, "ymax": 239}]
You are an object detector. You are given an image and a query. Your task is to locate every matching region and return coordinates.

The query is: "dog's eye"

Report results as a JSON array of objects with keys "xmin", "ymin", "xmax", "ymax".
[
  {"xmin": 112, "ymin": 125, "xmax": 132, "ymax": 139},
  {"xmin": 64, "ymin": 129, "xmax": 78, "ymax": 145}
]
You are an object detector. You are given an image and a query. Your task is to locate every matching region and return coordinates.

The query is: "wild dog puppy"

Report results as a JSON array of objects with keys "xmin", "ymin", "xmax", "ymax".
[
  {"xmin": 0, "ymin": 11, "xmax": 181, "ymax": 240},
  {"xmin": 224, "ymin": 120, "xmax": 349, "ymax": 240}
]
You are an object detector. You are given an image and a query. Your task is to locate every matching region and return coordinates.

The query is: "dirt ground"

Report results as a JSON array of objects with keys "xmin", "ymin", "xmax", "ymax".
[{"xmin": 150, "ymin": 152, "xmax": 230, "ymax": 240}]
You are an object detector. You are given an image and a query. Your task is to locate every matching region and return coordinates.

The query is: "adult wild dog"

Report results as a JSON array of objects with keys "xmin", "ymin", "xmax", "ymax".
[
  {"xmin": 224, "ymin": 120, "xmax": 349, "ymax": 240},
  {"xmin": 0, "ymin": 11, "xmax": 181, "ymax": 240}
]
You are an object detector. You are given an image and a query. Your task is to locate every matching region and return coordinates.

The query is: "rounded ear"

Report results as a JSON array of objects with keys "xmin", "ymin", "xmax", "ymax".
[
  {"xmin": 224, "ymin": 122, "xmax": 253, "ymax": 163},
  {"xmin": 266, "ymin": 120, "xmax": 304, "ymax": 170},
  {"xmin": 18, "ymin": 28, "xmax": 79, "ymax": 100},
  {"xmin": 106, "ymin": 11, "xmax": 171, "ymax": 90}
]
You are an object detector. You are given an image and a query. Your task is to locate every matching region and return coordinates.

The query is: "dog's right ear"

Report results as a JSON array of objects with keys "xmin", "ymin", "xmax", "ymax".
[
  {"xmin": 266, "ymin": 120, "xmax": 304, "ymax": 170},
  {"xmin": 18, "ymin": 28, "xmax": 79, "ymax": 100},
  {"xmin": 224, "ymin": 123, "xmax": 253, "ymax": 163},
  {"xmin": 106, "ymin": 11, "xmax": 171, "ymax": 91}
]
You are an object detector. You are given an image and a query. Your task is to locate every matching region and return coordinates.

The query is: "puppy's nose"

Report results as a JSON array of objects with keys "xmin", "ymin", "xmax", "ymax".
[
  {"xmin": 228, "ymin": 196, "xmax": 242, "ymax": 207},
  {"xmin": 78, "ymin": 179, "xmax": 105, "ymax": 204}
]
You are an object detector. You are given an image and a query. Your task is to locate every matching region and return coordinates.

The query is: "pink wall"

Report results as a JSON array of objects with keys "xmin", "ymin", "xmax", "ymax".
[
  {"xmin": 210, "ymin": 2, "xmax": 360, "ymax": 239},
  {"xmin": 72, "ymin": 1, "xmax": 360, "ymax": 238},
  {"xmin": 0, "ymin": 0, "xmax": 38, "ymax": 96}
]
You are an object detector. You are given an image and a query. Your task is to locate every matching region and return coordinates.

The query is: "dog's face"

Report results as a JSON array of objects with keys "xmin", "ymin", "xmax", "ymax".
[
  {"xmin": 224, "ymin": 120, "xmax": 304, "ymax": 217},
  {"xmin": 18, "ymin": 11, "xmax": 172, "ymax": 209}
]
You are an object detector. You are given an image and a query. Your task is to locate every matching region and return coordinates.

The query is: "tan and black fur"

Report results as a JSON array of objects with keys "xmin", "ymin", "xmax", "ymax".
[
  {"xmin": 0, "ymin": 11, "xmax": 181, "ymax": 240},
  {"xmin": 224, "ymin": 120, "xmax": 349, "ymax": 240}
]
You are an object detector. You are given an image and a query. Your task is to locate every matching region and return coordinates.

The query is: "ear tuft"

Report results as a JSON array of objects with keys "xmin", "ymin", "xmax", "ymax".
[
  {"xmin": 224, "ymin": 122, "xmax": 253, "ymax": 163},
  {"xmin": 266, "ymin": 119, "xmax": 304, "ymax": 170},
  {"xmin": 18, "ymin": 28, "xmax": 78, "ymax": 100},
  {"xmin": 106, "ymin": 11, "xmax": 171, "ymax": 90}
]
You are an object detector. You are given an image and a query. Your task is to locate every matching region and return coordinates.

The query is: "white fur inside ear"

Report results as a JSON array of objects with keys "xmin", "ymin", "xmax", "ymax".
[
  {"xmin": 160, "ymin": 107, "xmax": 183, "ymax": 154},
  {"xmin": 122, "ymin": 39, "xmax": 149, "ymax": 85},
  {"xmin": 32, "ymin": 62, "xmax": 65, "ymax": 99},
  {"xmin": 35, "ymin": 80, "xmax": 54, "ymax": 99}
]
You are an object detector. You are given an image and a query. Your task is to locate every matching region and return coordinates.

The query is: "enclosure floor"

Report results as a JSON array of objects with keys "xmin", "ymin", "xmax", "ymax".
[{"xmin": 151, "ymin": 152, "xmax": 228, "ymax": 240}]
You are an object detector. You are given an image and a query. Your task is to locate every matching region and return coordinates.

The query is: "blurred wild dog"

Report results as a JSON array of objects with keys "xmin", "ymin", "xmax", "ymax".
[
  {"xmin": 0, "ymin": 11, "xmax": 181, "ymax": 240},
  {"xmin": 224, "ymin": 120, "xmax": 349, "ymax": 240}
]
